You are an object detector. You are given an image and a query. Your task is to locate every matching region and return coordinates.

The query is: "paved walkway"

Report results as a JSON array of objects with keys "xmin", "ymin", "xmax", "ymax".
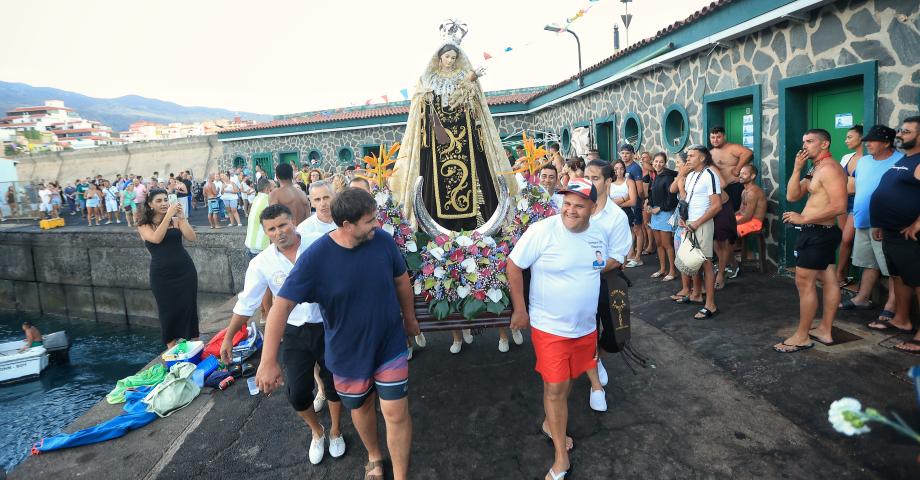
[{"xmin": 10, "ymin": 259, "xmax": 920, "ymax": 479}]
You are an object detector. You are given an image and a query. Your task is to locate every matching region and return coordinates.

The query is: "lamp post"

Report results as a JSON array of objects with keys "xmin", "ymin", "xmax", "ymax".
[{"xmin": 544, "ymin": 24, "xmax": 583, "ymax": 87}]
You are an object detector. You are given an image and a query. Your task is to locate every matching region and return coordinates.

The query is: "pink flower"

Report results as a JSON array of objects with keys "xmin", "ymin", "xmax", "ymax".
[
  {"xmin": 450, "ymin": 249, "xmax": 464, "ymax": 263},
  {"xmin": 434, "ymin": 234, "xmax": 450, "ymax": 246},
  {"xmin": 395, "ymin": 236, "xmax": 405, "ymax": 246},
  {"xmin": 473, "ymin": 290, "xmax": 487, "ymax": 301},
  {"xmin": 469, "ymin": 245, "xmax": 479, "ymax": 256},
  {"xmin": 496, "ymin": 260, "xmax": 506, "ymax": 271},
  {"xmin": 421, "ymin": 263, "xmax": 434, "ymax": 276},
  {"xmin": 533, "ymin": 203, "xmax": 544, "ymax": 215},
  {"xmin": 480, "ymin": 268, "xmax": 493, "ymax": 278},
  {"xmin": 451, "ymin": 269, "xmax": 461, "ymax": 280},
  {"xmin": 471, "ymin": 231, "xmax": 482, "ymax": 240},
  {"xmin": 480, "ymin": 247, "xmax": 490, "ymax": 257},
  {"xmin": 400, "ymin": 225, "xmax": 413, "ymax": 236}
]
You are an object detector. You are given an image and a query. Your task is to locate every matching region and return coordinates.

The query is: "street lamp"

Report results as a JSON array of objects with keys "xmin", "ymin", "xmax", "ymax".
[{"xmin": 544, "ymin": 24, "xmax": 583, "ymax": 87}]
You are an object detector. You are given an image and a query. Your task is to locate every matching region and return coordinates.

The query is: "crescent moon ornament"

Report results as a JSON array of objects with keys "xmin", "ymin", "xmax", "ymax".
[{"xmin": 413, "ymin": 174, "xmax": 510, "ymax": 238}]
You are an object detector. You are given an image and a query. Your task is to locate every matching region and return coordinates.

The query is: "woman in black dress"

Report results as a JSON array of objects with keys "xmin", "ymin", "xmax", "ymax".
[{"xmin": 137, "ymin": 188, "xmax": 199, "ymax": 347}]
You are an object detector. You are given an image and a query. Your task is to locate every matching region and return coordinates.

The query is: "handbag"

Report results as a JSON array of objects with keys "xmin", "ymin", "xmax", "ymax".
[
  {"xmin": 675, "ymin": 230, "xmax": 707, "ymax": 276},
  {"xmin": 678, "ymin": 170, "xmax": 706, "ymax": 221},
  {"xmin": 667, "ymin": 208, "xmax": 681, "ymax": 229}
]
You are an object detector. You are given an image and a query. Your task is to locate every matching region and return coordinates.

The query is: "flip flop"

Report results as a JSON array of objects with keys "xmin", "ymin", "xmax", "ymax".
[
  {"xmin": 808, "ymin": 334, "xmax": 835, "ymax": 346},
  {"xmin": 866, "ymin": 319, "xmax": 913, "ymax": 334},
  {"xmin": 839, "ymin": 298, "xmax": 873, "ymax": 310},
  {"xmin": 662, "ymin": 274, "xmax": 676, "ymax": 281},
  {"xmin": 650, "ymin": 271, "xmax": 664, "ymax": 278},
  {"xmin": 546, "ymin": 465, "xmax": 573, "ymax": 480},
  {"xmin": 838, "ymin": 276, "xmax": 854, "ymax": 288},
  {"xmin": 894, "ymin": 339, "xmax": 920, "ymax": 355},
  {"xmin": 541, "ymin": 425, "xmax": 574, "ymax": 451},
  {"xmin": 877, "ymin": 310, "xmax": 896, "ymax": 322},
  {"xmin": 773, "ymin": 342, "xmax": 815, "ymax": 353},
  {"xmin": 694, "ymin": 307, "xmax": 718, "ymax": 319}
]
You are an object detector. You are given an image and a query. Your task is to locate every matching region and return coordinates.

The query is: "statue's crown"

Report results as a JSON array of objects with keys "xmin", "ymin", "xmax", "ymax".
[{"xmin": 439, "ymin": 19, "xmax": 468, "ymax": 46}]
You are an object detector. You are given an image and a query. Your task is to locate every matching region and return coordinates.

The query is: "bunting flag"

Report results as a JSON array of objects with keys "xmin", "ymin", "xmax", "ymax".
[
  {"xmin": 365, "ymin": 98, "xmax": 372, "ymax": 106},
  {"xmin": 483, "ymin": 51, "xmax": 492, "ymax": 60},
  {"xmin": 400, "ymin": 88, "xmax": 409, "ymax": 100},
  {"xmin": 504, "ymin": 47, "xmax": 513, "ymax": 52},
  {"xmin": 381, "ymin": 95, "xmax": 389, "ymax": 103}
]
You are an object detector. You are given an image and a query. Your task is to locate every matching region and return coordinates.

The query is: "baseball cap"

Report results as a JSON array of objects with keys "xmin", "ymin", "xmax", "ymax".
[
  {"xmin": 618, "ymin": 144, "xmax": 635, "ymax": 153},
  {"xmin": 557, "ymin": 178, "xmax": 598, "ymax": 203},
  {"xmin": 862, "ymin": 125, "xmax": 896, "ymax": 144}
]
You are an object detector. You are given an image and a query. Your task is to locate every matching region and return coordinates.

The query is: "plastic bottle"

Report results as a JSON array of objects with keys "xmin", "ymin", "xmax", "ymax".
[
  {"xmin": 247, "ymin": 377, "xmax": 259, "ymax": 395},
  {"xmin": 218, "ymin": 376, "xmax": 235, "ymax": 390}
]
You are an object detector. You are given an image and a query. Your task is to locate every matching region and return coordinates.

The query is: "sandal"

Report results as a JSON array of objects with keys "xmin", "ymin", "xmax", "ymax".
[
  {"xmin": 877, "ymin": 310, "xmax": 896, "ymax": 323},
  {"xmin": 839, "ymin": 298, "xmax": 873, "ymax": 310},
  {"xmin": 894, "ymin": 339, "xmax": 920, "ymax": 355},
  {"xmin": 867, "ymin": 319, "xmax": 913, "ymax": 334},
  {"xmin": 541, "ymin": 424, "xmax": 574, "ymax": 451},
  {"xmin": 546, "ymin": 465, "xmax": 572, "ymax": 479},
  {"xmin": 365, "ymin": 460, "xmax": 385, "ymax": 480},
  {"xmin": 773, "ymin": 342, "xmax": 814, "ymax": 353},
  {"xmin": 650, "ymin": 271, "xmax": 664, "ymax": 278},
  {"xmin": 662, "ymin": 274, "xmax": 676, "ymax": 281},
  {"xmin": 694, "ymin": 307, "xmax": 718, "ymax": 319}
]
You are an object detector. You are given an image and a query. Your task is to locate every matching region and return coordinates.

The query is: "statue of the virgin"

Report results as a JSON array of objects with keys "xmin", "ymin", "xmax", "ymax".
[{"xmin": 391, "ymin": 20, "xmax": 516, "ymax": 235}]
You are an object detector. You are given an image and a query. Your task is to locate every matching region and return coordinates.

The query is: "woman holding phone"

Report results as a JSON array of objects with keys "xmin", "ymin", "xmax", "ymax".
[{"xmin": 138, "ymin": 188, "xmax": 199, "ymax": 347}]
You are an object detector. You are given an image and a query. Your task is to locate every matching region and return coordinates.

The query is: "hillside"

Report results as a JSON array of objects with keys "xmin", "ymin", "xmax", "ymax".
[{"xmin": 0, "ymin": 81, "xmax": 272, "ymax": 131}]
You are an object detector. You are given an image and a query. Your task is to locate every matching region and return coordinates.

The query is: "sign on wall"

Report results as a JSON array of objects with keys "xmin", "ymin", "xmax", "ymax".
[
  {"xmin": 834, "ymin": 113, "xmax": 854, "ymax": 129},
  {"xmin": 742, "ymin": 114, "xmax": 754, "ymax": 149}
]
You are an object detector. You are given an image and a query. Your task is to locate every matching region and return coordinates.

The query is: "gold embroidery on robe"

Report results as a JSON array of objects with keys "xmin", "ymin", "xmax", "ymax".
[{"xmin": 431, "ymin": 98, "xmax": 480, "ymax": 220}]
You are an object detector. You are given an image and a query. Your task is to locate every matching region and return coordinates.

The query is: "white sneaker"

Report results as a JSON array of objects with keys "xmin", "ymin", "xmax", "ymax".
[
  {"xmin": 498, "ymin": 338, "xmax": 510, "ymax": 353},
  {"xmin": 589, "ymin": 388, "xmax": 608, "ymax": 412},
  {"xmin": 597, "ymin": 359, "xmax": 608, "ymax": 387},
  {"xmin": 328, "ymin": 434, "xmax": 345, "ymax": 458},
  {"xmin": 313, "ymin": 393, "xmax": 326, "ymax": 413},
  {"xmin": 415, "ymin": 332, "xmax": 427, "ymax": 348},
  {"xmin": 462, "ymin": 329, "xmax": 474, "ymax": 344},
  {"xmin": 511, "ymin": 329, "xmax": 524, "ymax": 345},
  {"xmin": 116, "ymin": 219, "xmax": 121, "ymax": 224},
  {"xmin": 450, "ymin": 341, "xmax": 462, "ymax": 354},
  {"xmin": 309, "ymin": 430, "xmax": 326, "ymax": 465}
]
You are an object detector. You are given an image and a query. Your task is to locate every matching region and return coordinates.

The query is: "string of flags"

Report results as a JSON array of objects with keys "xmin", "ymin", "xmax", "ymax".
[{"xmin": 318, "ymin": 0, "xmax": 604, "ymax": 115}]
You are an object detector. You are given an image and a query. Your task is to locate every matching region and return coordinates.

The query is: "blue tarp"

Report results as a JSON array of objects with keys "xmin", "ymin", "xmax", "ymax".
[{"xmin": 32, "ymin": 386, "xmax": 158, "ymax": 454}]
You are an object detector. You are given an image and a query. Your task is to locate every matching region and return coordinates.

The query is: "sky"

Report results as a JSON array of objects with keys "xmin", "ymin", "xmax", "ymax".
[{"xmin": 5, "ymin": 0, "xmax": 713, "ymax": 116}]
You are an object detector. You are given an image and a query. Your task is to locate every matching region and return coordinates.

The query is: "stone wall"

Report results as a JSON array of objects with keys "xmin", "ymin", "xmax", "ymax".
[
  {"xmin": 0, "ymin": 229, "xmax": 247, "ymax": 325},
  {"xmin": 15, "ymin": 135, "xmax": 224, "ymax": 184},
  {"xmin": 216, "ymin": 0, "xmax": 920, "ymax": 268}
]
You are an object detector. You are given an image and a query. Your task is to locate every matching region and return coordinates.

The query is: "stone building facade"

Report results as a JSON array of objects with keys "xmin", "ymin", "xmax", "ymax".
[{"xmin": 218, "ymin": 0, "xmax": 920, "ymax": 269}]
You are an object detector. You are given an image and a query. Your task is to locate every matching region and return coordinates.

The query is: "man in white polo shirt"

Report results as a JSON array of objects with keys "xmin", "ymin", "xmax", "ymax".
[
  {"xmin": 297, "ymin": 180, "xmax": 336, "ymax": 236},
  {"xmin": 220, "ymin": 204, "xmax": 346, "ymax": 466},
  {"xmin": 507, "ymin": 178, "xmax": 608, "ymax": 480}
]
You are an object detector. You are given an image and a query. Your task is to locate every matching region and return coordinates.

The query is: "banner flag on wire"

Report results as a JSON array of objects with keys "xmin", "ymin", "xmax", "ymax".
[
  {"xmin": 400, "ymin": 88, "xmax": 409, "ymax": 100},
  {"xmin": 483, "ymin": 51, "xmax": 492, "ymax": 60}
]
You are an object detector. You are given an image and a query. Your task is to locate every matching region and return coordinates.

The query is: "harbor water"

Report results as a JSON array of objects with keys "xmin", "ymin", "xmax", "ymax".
[{"xmin": 0, "ymin": 312, "xmax": 161, "ymax": 473}]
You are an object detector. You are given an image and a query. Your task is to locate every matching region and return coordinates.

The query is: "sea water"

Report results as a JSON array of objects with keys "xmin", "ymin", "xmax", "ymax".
[{"xmin": 0, "ymin": 312, "xmax": 161, "ymax": 473}]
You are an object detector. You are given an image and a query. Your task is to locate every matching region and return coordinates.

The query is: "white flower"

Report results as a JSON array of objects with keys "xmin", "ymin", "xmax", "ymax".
[
  {"xmin": 483, "ymin": 236, "xmax": 497, "ymax": 247},
  {"xmin": 429, "ymin": 247, "xmax": 445, "ymax": 261},
  {"xmin": 455, "ymin": 235, "xmax": 473, "ymax": 247},
  {"xmin": 828, "ymin": 397, "xmax": 871, "ymax": 436},
  {"xmin": 374, "ymin": 191, "xmax": 390, "ymax": 207},
  {"xmin": 457, "ymin": 285, "xmax": 471, "ymax": 298},
  {"xmin": 433, "ymin": 266, "xmax": 446, "ymax": 279},
  {"xmin": 517, "ymin": 198, "xmax": 529, "ymax": 211},
  {"xmin": 461, "ymin": 258, "xmax": 477, "ymax": 273},
  {"xmin": 413, "ymin": 281, "xmax": 422, "ymax": 295},
  {"xmin": 381, "ymin": 223, "xmax": 395, "ymax": 236},
  {"xmin": 486, "ymin": 288, "xmax": 503, "ymax": 303},
  {"xmin": 406, "ymin": 240, "xmax": 418, "ymax": 252}
]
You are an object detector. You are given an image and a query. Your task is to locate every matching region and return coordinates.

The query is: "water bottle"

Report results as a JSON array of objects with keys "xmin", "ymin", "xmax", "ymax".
[
  {"xmin": 246, "ymin": 377, "xmax": 259, "ymax": 396},
  {"xmin": 218, "ymin": 375, "xmax": 235, "ymax": 391}
]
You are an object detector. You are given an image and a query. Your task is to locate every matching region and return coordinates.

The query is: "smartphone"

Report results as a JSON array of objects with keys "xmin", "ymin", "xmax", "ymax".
[{"xmin": 168, "ymin": 193, "xmax": 178, "ymax": 205}]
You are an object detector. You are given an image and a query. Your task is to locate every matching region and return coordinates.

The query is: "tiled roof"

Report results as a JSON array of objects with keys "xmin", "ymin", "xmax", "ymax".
[
  {"xmin": 221, "ymin": 91, "xmax": 539, "ymax": 134},
  {"xmin": 533, "ymin": 0, "xmax": 734, "ymax": 98},
  {"xmin": 9, "ymin": 106, "xmax": 73, "ymax": 113}
]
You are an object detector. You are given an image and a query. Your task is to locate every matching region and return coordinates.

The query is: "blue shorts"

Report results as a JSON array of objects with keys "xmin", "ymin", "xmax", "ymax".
[
  {"xmin": 651, "ymin": 209, "xmax": 676, "ymax": 232},
  {"xmin": 632, "ymin": 205, "xmax": 644, "ymax": 225},
  {"xmin": 207, "ymin": 198, "xmax": 220, "ymax": 214}
]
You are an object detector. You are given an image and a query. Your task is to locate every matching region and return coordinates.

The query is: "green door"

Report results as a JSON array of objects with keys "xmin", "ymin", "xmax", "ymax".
[
  {"xmin": 723, "ymin": 102, "xmax": 753, "ymax": 146},
  {"xmin": 278, "ymin": 151, "xmax": 299, "ymax": 167},
  {"xmin": 252, "ymin": 153, "xmax": 274, "ymax": 178},
  {"xmin": 595, "ymin": 120, "xmax": 615, "ymax": 162},
  {"xmin": 809, "ymin": 85, "xmax": 864, "ymax": 161}
]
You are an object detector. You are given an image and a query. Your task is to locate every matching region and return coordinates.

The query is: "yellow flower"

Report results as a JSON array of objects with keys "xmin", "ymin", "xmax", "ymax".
[
  {"xmin": 359, "ymin": 143, "xmax": 400, "ymax": 189},
  {"xmin": 501, "ymin": 132, "xmax": 548, "ymax": 178}
]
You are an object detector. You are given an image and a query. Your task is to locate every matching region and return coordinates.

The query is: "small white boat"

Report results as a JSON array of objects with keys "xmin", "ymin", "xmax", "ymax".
[{"xmin": 0, "ymin": 340, "xmax": 49, "ymax": 384}]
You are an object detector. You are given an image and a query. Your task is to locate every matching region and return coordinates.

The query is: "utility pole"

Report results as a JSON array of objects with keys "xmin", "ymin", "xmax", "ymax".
[{"xmin": 620, "ymin": 0, "xmax": 633, "ymax": 48}]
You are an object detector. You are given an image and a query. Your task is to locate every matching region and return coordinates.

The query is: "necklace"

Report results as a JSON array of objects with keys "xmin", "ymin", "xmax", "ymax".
[{"xmin": 425, "ymin": 69, "xmax": 465, "ymax": 108}]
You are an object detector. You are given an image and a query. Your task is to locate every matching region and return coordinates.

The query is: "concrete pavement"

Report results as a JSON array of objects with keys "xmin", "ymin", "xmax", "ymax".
[{"xmin": 10, "ymin": 260, "xmax": 920, "ymax": 479}]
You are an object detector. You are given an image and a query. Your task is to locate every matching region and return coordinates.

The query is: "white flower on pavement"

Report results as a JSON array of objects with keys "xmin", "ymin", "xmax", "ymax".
[
  {"xmin": 457, "ymin": 285, "xmax": 471, "ymax": 298},
  {"xmin": 828, "ymin": 397, "xmax": 871, "ymax": 436}
]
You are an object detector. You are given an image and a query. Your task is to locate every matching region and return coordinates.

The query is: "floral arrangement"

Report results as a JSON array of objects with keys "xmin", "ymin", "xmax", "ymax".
[
  {"xmin": 504, "ymin": 182, "xmax": 557, "ymax": 245},
  {"xmin": 412, "ymin": 231, "xmax": 513, "ymax": 320},
  {"xmin": 828, "ymin": 396, "xmax": 920, "ymax": 443},
  {"xmin": 373, "ymin": 187, "xmax": 422, "ymax": 260}
]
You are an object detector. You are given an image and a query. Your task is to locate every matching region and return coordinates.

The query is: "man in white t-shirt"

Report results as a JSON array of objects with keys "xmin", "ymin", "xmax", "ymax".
[
  {"xmin": 581, "ymin": 159, "xmax": 634, "ymax": 412},
  {"xmin": 507, "ymin": 178, "xmax": 608, "ymax": 480},
  {"xmin": 538, "ymin": 164, "xmax": 564, "ymax": 211},
  {"xmin": 297, "ymin": 180, "xmax": 336, "ymax": 236},
  {"xmin": 671, "ymin": 144, "xmax": 723, "ymax": 319},
  {"xmin": 220, "ymin": 204, "xmax": 346, "ymax": 465},
  {"xmin": 38, "ymin": 184, "xmax": 52, "ymax": 219}
]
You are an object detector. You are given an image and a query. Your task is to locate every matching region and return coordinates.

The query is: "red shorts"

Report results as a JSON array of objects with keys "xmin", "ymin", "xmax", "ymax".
[
  {"xmin": 531, "ymin": 327, "xmax": 597, "ymax": 384},
  {"xmin": 735, "ymin": 216, "xmax": 763, "ymax": 238}
]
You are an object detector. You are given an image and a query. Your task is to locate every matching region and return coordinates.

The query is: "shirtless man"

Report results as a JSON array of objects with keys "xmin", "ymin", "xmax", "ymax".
[
  {"xmin": 549, "ymin": 144, "xmax": 565, "ymax": 185},
  {"xmin": 204, "ymin": 173, "xmax": 222, "ymax": 229},
  {"xmin": 775, "ymin": 129, "xmax": 847, "ymax": 352},
  {"xmin": 269, "ymin": 163, "xmax": 310, "ymax": 225},
  {"xmin": 735, "ymin": 164, "xmax": 767, "ymax": 240},
  {"xmin": 19, "ymin": 322, "xmax": 42, "ymax": 352},
  {"xmin": 709, "ymin": 126, "xmax": 754, "ymax": 213}
]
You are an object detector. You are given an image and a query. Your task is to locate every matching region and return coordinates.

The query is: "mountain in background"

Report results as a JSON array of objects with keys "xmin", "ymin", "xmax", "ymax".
[{"xmin": 0, "ymin": 80, "xmax": 273, "ymax": 131}]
